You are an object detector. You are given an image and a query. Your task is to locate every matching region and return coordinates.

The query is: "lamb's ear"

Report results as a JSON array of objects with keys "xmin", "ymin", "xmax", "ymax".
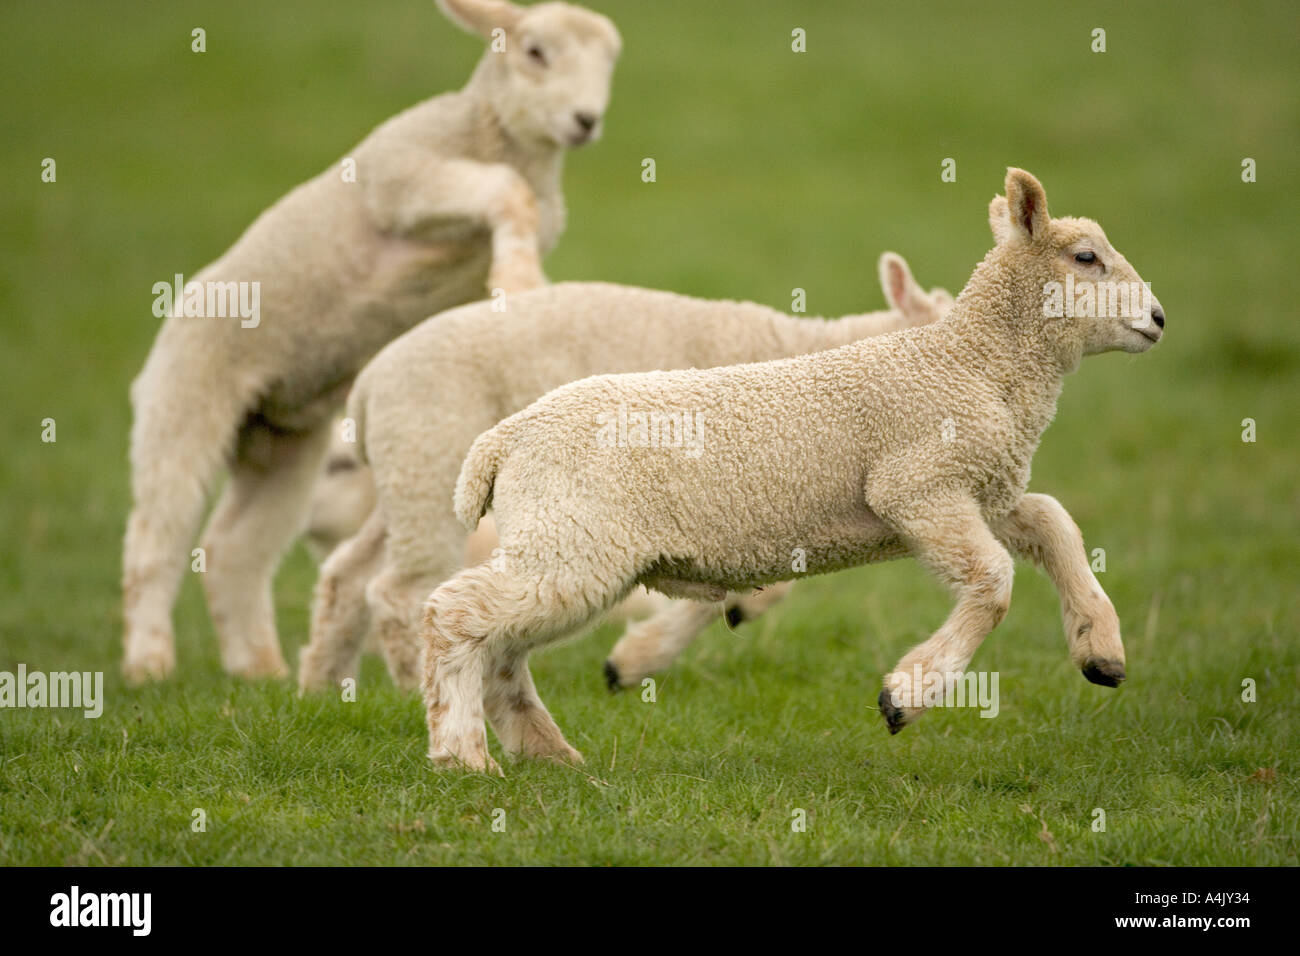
[
  {"xmin": 878, "ymin": 252, "xmax": 915, "ymax": 311},
  {"xmin": 437, "ymin": 0, "xmax": 523, "ymax": 39},
  {"xmin": 1004, "ymin": 168, "xmax": 1050, "ymax": 242},
  {"xmin": 988, "ymin": 196, "xmax": 1012, "ymax": 244}
]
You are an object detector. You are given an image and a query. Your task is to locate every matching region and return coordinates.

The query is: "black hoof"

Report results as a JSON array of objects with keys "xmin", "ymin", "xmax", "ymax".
[
  {"xmin": 603, "ymin": 660, "xmax": 623, "ymax": 692},
  {"xmin": 1082, "ymin": 658, "xmax": 1126, "ymax": 687},
  {"xmin": 877, "ymin": 688, "xmax": 906, "ymax": 735},
  {"xmin": 724, "ymin": 606, "xmax": 745, "ymax": 629}
]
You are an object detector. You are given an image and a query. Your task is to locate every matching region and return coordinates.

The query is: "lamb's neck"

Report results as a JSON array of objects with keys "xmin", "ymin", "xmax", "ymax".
[
  {"xmin": 944, "ymin": 267, "xmax": 1071, "ymax": 446},
  {"xmin": 462, "ymin": 63, "xmax": 565, "ymax": 192},
  {"xmin": 503, "ymin": 129, "xmax": 565, "ymax": 197}
]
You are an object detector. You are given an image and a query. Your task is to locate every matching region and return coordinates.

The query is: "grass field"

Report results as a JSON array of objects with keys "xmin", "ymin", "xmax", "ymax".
[{"xmin": 1, "ymin": 0, "xmax": 1297, "ymax": 865}]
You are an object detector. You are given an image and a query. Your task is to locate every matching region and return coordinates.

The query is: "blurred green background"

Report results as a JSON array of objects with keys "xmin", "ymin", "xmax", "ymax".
[{"xmin": 0, "ymin": 0, "xmax": 1296, "ymax": 865}]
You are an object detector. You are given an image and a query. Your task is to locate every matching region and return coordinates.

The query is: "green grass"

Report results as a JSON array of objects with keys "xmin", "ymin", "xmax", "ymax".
[{"xmin": 1, "ymin": 0, "xmax": 1297, "ymax": 865}]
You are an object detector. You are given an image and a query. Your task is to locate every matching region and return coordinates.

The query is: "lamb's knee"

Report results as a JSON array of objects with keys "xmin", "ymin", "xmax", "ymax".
[
  {"xmin": 317, "ymin": 543, "xmax": 366, "ymax": 602},
  {"xmin": 975, "ymin": 553, "xmax": 1015, "ymax": 625},
  {"xmin": 197, "ymin": 535, "xmax": 229, "ymax": 595},
  {"xmin": 418, "ymin": 579, "xmax": 497, "ymax": 690},
  {"xmin": 1015, "ymin": 493, "xmax": 1085, "ymax": 552},
  {"xmin": 422, "ymin": 568, "xmax": 500, "ymax": 640},
  {"xmin": 1020, "ymin": 491, "xmax": 1069, "ymax": 524},
  {"xmin": 198, "ymin": 528, "xmax": 247, "ymax": 593}
]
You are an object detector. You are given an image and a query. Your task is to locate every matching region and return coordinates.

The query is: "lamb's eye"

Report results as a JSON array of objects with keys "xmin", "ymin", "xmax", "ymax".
[
  {"xmin": 527, "ymin": 45, "xmax": 547, "ymax": 65},
  {"xmin": 1074, "ymin": 251, "xmax": 1097, "ymax": 264}
]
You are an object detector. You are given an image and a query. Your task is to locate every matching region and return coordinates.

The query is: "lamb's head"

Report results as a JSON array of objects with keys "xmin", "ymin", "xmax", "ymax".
[
  {"xmin": 303, "ymin": 429, "xmax": 376, "ymax": 562},
  {"xmin": 439, "ymin": 0, "xmax": 621, "ymax": 148},
  {"xmin": 984, "ymin": 168, "xmax": 1164, "ymax": 362},
  {"xmin": 878, "ymin": 252, "xmax": 955, "ymax": 327}
]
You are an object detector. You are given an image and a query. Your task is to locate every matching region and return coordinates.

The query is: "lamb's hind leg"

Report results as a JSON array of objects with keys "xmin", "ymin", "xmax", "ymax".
[
  {"xmin": 122, "ymin": 382, "xmax": 244, "ymax": 683},
  {"xmin": 368, "ymin": 559, "xmax": 460, "ymax": 691},
  {"xmin": 122, "ymin": 456, "xmax": 215, "ymax": 683},
  {"xmin": 365, "ymin": 455, "xmax": 473, "ymax": 691},
  {"xmin": 991, "ymin": 492, "xmax": 1125, "ymax": 687},
  {"xmin": 422, "ymin": 563, "xmax": 619, "ymax": 772},
  {"xmin": 484, "ymin": 649, "xmax": 584, "ymax": 765},
  {"xmin": 876, "ymin": 496, "xmax": 1014, "ymax": 734},
  {"xmin": 420, "ymin": 564, "xmax": 509, "ymax": 773},
  {"xmin": 200, "ymin": 421, "xmax": 330, "ymax": 679},
  {"xmin": 298, "ymin": 508, "xmax": 386, "ymax": 692}
]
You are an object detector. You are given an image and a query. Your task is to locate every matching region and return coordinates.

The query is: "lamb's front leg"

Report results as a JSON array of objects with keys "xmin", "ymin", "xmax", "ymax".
[
  {"xmin": 990, "ymin": 492, "xmax": 1125, "ymax": 687},
  {"xmin": 366, "ymin": 155, "xmax": 546, "ymax": 294},
  {"xmin": 875, "ymin": 496, "xmax": 1015, "ymax": 734}
]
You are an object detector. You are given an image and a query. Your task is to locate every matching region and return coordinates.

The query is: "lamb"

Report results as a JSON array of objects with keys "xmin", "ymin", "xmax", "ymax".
[
  {"xmin": 296, "ymin": 254, "xmax": 953, "ymax": 693},
  {"xmin": 120, "ymin": 0, "xmax": 621, "ymax": 683},
  {"xmin": 420, "ymin": 168, "xmax": 1166, "ymax": 773}
]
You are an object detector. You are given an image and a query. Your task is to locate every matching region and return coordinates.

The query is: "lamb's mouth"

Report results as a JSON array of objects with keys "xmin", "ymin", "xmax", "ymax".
[{"xmin": 1131, "ymin": 324, "xmax": 1160, "ymax": 344}]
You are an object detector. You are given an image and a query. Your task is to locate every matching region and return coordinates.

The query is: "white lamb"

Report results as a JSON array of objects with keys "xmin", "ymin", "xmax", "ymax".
[
  {"xmin": 121, "ymin": 0, "xmax": 621, "ymax": 683},
  {"xmin": 422, "ymin": 169, "xmax": 1165, "ymax": 773},
  {"xmin": 297, "ymin": 254, "xmax": 953, "ymax": 692}
]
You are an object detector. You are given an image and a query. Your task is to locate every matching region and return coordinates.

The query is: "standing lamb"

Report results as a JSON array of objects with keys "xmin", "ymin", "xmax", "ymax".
[
  {"xmin": 296, "ymin": 255, "xmax": 953, "ymax": 692},
  {"xmin": 121, "ymin": 0, "xmax": 621, "ymax": 683},
  {"xmin": 421, "ymin": 169, "xmax": 1165, "ymax": 772}
]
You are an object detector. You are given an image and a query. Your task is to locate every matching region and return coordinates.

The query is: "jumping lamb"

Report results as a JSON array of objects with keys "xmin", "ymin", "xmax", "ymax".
[
  {"xmin": 121, "ymin": 0, "xmax": 621, "ymax": 682},
  {"xmin": 297, "ymin": 254, "xmax": 952, "ymax": 692},
  {"xmin": 422, "ymin": 168, "xmax": 1165, "ymax": 772}
]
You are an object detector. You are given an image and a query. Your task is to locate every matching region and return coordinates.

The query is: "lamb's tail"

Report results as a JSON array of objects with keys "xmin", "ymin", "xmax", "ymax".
[{"xmin": 454, "ymin": 425, "xmax": 510, "ymax": 531}]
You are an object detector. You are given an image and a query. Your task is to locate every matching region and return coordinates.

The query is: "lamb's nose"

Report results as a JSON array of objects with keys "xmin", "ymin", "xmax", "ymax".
[
  {"xmin": 574, "ymin": 112, "xmax": 597, "ymax": 132},
  {"xmin": 1152, "ymin": 307, "xmax": 1165, "ymax": 329}
]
